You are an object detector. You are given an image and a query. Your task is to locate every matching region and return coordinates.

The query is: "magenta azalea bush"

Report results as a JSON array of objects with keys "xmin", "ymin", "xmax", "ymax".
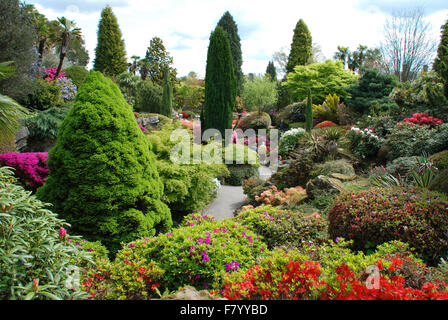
[
  {"xmin": 43, "ymin": 67, "xmax": 66, "ymax": 81},
  {"xmin": 0, "ymin": 153, "xmax": 48, "ymax": 189}
]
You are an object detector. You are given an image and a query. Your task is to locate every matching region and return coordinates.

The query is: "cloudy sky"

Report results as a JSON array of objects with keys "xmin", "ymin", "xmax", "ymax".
[{"xmin": 26, "ymin": 0, "xmax": 448, "ymax": 78}]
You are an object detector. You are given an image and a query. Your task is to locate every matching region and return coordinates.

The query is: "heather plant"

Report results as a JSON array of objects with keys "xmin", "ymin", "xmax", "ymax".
[
  {"xmin": 36, "ymin": 71, "xmax": 172, "ymax": 255},
  {"xmin": 329, "ymin": 187, "xmax": 448, "ymax": 264},
  {"xmin": 0, "ymin": 166, "xmax": 92, "ymax": 300}
]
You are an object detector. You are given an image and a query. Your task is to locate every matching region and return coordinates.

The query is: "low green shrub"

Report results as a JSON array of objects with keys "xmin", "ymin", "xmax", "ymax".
[
  {"xmin": 431, "ymin": 150, "xmax": 448, "ymax": 170},
  {"xmin": 309, "ymin": 159, "xmax": 355, "ymax": 179},
  {"xmin": 234, "ymin": 205, "xmax": 328, "ymax": 249},
  {"xmin": 25, "ymin": 78, "xmax": 62, "ymax": 110},
  {"xmin": 328, "ymin": 187, "xmax": 448, "ymax": 264},
  {"xmin": 385, "ymin": 156, "xmax": 420, "ymax": 178},
  {"xmin": 242, "ymin": 176, "xmax": 271, "ymax": 206},
  {"xmin": 225, "ymin": 164, "xmax": 259, "ymax": 186},
  {"xmin": 24, "ymin": 106, "xmax": 71, "ymax": 140},
  {"xmin": 279, "ymin": 128, "xmax": 307, "ymax": 158},
  {"xmin": 430, "ymin": 169, "xmax": 448, "ymax": 194},
  {"xmin": 237, "ymin": 112, "xmax": 272, "ymax": 131},
  {"xmin": 63, "ymin": 65, "xmax": 89, "ymax": 89},
  {"xmin": 277, "ymin": 100, "xmax": 306, "ymax": 125}
]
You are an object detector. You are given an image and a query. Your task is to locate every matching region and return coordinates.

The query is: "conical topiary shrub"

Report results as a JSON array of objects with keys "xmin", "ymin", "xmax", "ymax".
[{"xmin": 37, "ymin": 70, "xmax": 172, "ymax": 254}]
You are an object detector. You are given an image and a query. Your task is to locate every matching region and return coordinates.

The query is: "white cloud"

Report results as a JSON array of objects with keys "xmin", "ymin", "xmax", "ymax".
[{"xmin": 28, "ymin": 0, "xmax": 448, "ymax": 78}]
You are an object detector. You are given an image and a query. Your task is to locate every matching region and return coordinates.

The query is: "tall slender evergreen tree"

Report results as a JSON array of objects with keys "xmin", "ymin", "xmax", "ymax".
[
  {"xmin": 93, "ymin": 6, "xmax": 128, "ymax": 77},
  {"xmin": 217, "ymin": 11, "xmax": 243, "ymax": 96},
  {"xmin": 201, "ymin": 26, "xmax": 236, "ymax": 138},
  {"xmin": 286, "ymin": 19, "xmax": 312, "ymax": 74},
  {"xmin": 305, "ymin": 88, "xmax": 313, "ymax": 132},
  {"xmin": 161, "ymin": 68, "xmax": 173, "ymax": 117},
  {"xmin": 434, "ymin": 18, "xmax": 448, "ymax": 98},
  {"xmin": 266, "ymin": 61, "xmax": 277, "ymax": 81}
]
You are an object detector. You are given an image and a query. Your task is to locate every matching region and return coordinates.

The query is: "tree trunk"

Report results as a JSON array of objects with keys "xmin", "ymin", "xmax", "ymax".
[{"xmin": 38, "ymin": 38, "xmax": 46, "ymax": 66}]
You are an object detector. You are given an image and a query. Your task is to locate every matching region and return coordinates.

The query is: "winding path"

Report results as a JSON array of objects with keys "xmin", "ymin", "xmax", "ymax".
[{"xmin": 204, "ymin": 165, "xmax": 274, "ymax": 220}]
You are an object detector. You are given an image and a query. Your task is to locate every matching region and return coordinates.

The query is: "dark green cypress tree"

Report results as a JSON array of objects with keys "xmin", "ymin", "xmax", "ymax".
[
  {"xmin": 37, "ymin": 70, "xmax": 172, "ymax": 255},
  {"xmin": 305, "ymin": 88, "xmax": 313, "ymax": 132},
  {"xmin": 217, "ymin": 11, "xmax": 243, "ymax": 96},
  {"xmin": 434, "ymin": 18, "xmax": 448, "ymax": 98},
  {"xmin": 286, "ymin": 19, "xmax": 312, "ymax": 74},
  {"xmin": 93, "ymin": 6, "xmax": 128, "ymax": 77},
  {"xmin": 266, "ymin": 61, "xmax": 277, "ymax": 81},
  {"xmin": 161, "ymin": 69, "xmax": 173, "ymax": 117},
  {"xmin": 201, "ymin": 26, "xmax": 236, "ymax": 138}
]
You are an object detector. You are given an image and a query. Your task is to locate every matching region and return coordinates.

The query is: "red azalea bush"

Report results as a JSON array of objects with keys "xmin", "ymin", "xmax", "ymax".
[
  {"xmin": 220, "ymin": 250, "xmax": 448, "ymax": 300},
  {"xmin": 0, "ymin": 152, "xmax": 48, "ymax": 190},
  {"xmin": 402, "ymin": 112, "xmax": 443, "ymax": 126},
  {"xmin": 328, "ymin": 187, "xmax": 448, "ymax": 263},
  {"xmin": 315, "ymin": 121, "xmax": 337, "ymax": 129}
]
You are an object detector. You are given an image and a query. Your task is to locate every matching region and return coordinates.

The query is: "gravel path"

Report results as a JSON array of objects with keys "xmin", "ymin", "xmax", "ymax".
[{"xmin": 204, "ymin": 165, "xmax": 274, "ymax": 220}]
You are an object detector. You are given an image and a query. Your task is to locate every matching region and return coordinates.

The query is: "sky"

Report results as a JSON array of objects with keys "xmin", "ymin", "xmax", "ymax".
[{"xmin": 26, "ymin": 0, "xmax": 448, "ymax": 78}]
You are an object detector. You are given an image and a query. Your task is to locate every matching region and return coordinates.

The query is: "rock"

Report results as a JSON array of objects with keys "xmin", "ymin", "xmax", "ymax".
[
  {"xmin": 15, "ymin": 126, "xmax": 30, "ymax": 152},
  {"xmin": 330, "ymin": 173, "xmax": 356, "ymax": 181},
  {"xmin": 161, "ymin": 286, "xmax": 226, "ymax": 300},
  {"xmin": 306, "ymin": 175, "xmax": 347, "ymax": 198},
  {"xmin": 377, "ymin": 145, "xmax": 390, "ymax": 164}
]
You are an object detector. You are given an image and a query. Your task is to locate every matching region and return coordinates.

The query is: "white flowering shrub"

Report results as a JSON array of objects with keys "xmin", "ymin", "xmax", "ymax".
[
  {"xmin": 346, "ymin": 127, "xmax": 383, "ymax": 159},
  {"xmin": 279, "ymin": 128, "xmax": 307, "ymax": 157}
]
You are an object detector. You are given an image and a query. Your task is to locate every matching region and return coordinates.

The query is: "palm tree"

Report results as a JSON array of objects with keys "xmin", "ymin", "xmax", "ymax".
[
  {"xmin": 334, "ymin": 46, "xmax": 350, "ymax": 69},
  {"xmin": 0, "ymin": 62, "xmax": 29, "ymax": 143},
  {"xmin": 129, "ymin": 55, "xmax": 140, "ymax": 75},
  {"xmin": 54, "ymin": 17, "xmax": 82, "ymax": 80}
]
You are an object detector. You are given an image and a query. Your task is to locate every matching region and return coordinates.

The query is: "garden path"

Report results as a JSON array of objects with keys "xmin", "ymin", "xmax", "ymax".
[{"xmin": 204, "ymin": 165, "xmax": 274, "ymax": 220}]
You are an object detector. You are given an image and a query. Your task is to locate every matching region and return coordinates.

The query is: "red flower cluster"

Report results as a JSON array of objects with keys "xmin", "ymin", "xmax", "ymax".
[
  {"xmin": 402, "ymin": 112, "xmax": 443, "ymax": 126},
  {"xmin": 315, "ymin": 121, "xmax": 337, "ymax": 129},
  {"xmin": 222, "ymin": 258, "xmax": 448, "ymax": 300}
]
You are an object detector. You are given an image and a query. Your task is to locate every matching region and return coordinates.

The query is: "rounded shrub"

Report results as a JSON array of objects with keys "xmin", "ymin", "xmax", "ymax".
[
  {"xmin": 431, "ymin": 150, "xmax": 448, "ymax": 170},
  {"xmin": 26, "ymin": 78, "xmax": 62, "ymax": 110},
  {"xmin": 277, "ymin": 100, "xmax": 307, "ymax": 125},
  {"xmin": 36, "ymin": 71, "xmax": 172, "ymax": 255},
  {"xmin": 309, "ymin": 159, "xmax": 355, "ymax": 179},
  {"xmin": 225, "ymin": 164, "xmax": 259, "ymax": 186},
  {"xmin": 279, "ymin": 128, "xmax": 307, "ymax": 158},
  {"xmin": 328, "ymin": 187, "xmax": 448, "ymax": 264},
  {"xmin": 135, "ymin": 80, "xmax": 163, "ymax": 113},
  {"xmin": 237, "ymin": 112, "xmax": 271, "ymax": 131},
  {"xmin": 234, "ymin": 205, "xmax": 328, "ymax": 249},
  {"xmin": 106, "ymin": 219, "xmax": 267, "ymax": 294},
  {"xmin": 63, "ymin": 65, "xmax": 89, "ymax": 88},
  {"xmin": 430, "ymin": 169, "xmax": 448, "ymax": 194}
]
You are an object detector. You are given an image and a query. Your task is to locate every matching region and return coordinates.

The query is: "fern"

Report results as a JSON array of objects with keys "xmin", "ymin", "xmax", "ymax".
[{"xmin": 25, "ymin": 107, "xmax": 71, "ymax": 139}]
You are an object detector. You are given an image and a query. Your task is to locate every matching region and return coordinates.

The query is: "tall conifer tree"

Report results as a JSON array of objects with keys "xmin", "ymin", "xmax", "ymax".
[
  {"xmin": 265, "ymin": 61, "xmax": 277, "ymax": 81},
  {"xmin": 434, "ymin": 18, "xmax": 448, "ymax": 98},
  {"xmin": 161, "ymin": 68, "xmax": 173, "ymax": 117},
  {"xmin": 286, "ymin": 19, "xmax": 312, "ymax": 74},
  {"xmin": 201, "ymin": 26, "xmax": 236, "ymax": 138},
  {"xmin": 93, "ymin": 6, "xmax": 128, "ymax": 77},
  {"xmin": 217, "ymin": 11, "xmax": 243, "ymax": 96}
]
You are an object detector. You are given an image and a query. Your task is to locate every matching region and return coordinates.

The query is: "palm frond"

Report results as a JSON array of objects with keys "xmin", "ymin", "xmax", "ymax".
[{"xmin": 0, "ymin": 94, "xmax": 29, "ymax": 142}]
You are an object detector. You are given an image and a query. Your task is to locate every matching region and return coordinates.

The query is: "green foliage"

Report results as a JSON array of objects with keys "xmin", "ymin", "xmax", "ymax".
[
  {"xmin": 217, "ymin": 11, "xmax": 244, "ymax": 96},
  {"xmin": 201, "ymin": 26, "xmax": 236, "ymax": 137},
  {"xmin": 225, "ymin": 164, "xmax": 259, "ymax": 186},
  {"xmin": 36, "ymin": 71, "xmax": 172, "ymax": 255},
  {"xmin": 434, "ymin": 18, "xmax": 448, "ymax": 97},
  {"xmin": 286, "ymin": 19, "xmax": 312, "ymax": 73},
  {"xmin": 329, "ymin": 187, "xmax": 448, "ymax": 264},
  {"xmin": 63, "ymin": 65, "xmax": 89, "ymax": 88},
  {"xmin": 237, "ymin": 111, "xmax": 271, "ymax": 131},
  {"xmin": 26, "ymin": 78, "xmax": 62, "ymax": 110},
  {"xmin": 305, "ymin": 89, "xmax": 313, "ymax": 132},
  {"xmin": 93, "ymin": 6, "xmax": 128, "ymax": 77},
  {"xmin": 346, "ymin": 126, "xmax": 383, "ymax": 159},
  {"xmin": 174, "ymin": 81, "xmax": 204, "ymax": 111},
  {"xmin": 141, "ymin": 37, "xmax": 177, "ymax": 86},
  {"xmin": 310, "ymin": 159, "xmax": 355, "ymax": 179},
  {"xmin": 385, "ymin": 123, "xmax": 443, "ymax": 161},
  {"xmin": 269, "ymin": 150, "xmax": 315, "ymax": 189},
  {"xmin": 265, "ymin": 61, "xmax": 277, "ymax": 81},
  {"xmin": 241, "ymin": 75, "xmax": 278, "ymax": 112},
  {"xmin": 312, "ymin": 93, "xmax": 346, "ymax": 124},
  {"xmin": 430, "ymin": 169, "xmax": 448, "ymax": 194},
  {"xmin": 277, "ymin": 100, "xmax": 307, "ymax": 125},
  {"xmin": 431, "ymin": 150, "xmax": 448, "ymax": 170},
  {"xmin": 0, "ymin": 95, "xmax": 29, "ymax": 144},
  {"xmin": 110, "ymin": 219, "xmax": 267, "ymax": 292},
  {"xmin": 234, "ymin": 205, "xmax": 328, "ymax": 249},
  {"xmin": 147, "ymin": 124, "xmax": 228, "ymax": 216},
  {"xmin": 0, "ymin": 166, "xmax": 91, "ymax": 300},
  {"xmin": 135, "ymin": 80, "xmax": 163, "ymax": 113},
  {"xmin": 0, "ymin": 0, "xmax": 38, "ymax": 102},
  {"xmin": 25, "ymin": 106, "xmax": 70, "ymax": 140},
  {"xmin": 385, "ymin": 156, "xmax": 420, "ymax": 178},
  {"xmin": 285, "ymin": 60, "xmax": 358, "ymax": 104},
  {"xmin": 279, "ymin": 127, "xmax": 307, "ymax": 158},
  {"xmin": 345, "ymin": 68, "xmax": 397, "ymax": 114},
  {"xmin": 161, "ymin": 69, "xmax": 173, "ymax": 117},
  {"xmin": 117, "ymin": 71, "xmax": 141, "ymax": 107}
]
